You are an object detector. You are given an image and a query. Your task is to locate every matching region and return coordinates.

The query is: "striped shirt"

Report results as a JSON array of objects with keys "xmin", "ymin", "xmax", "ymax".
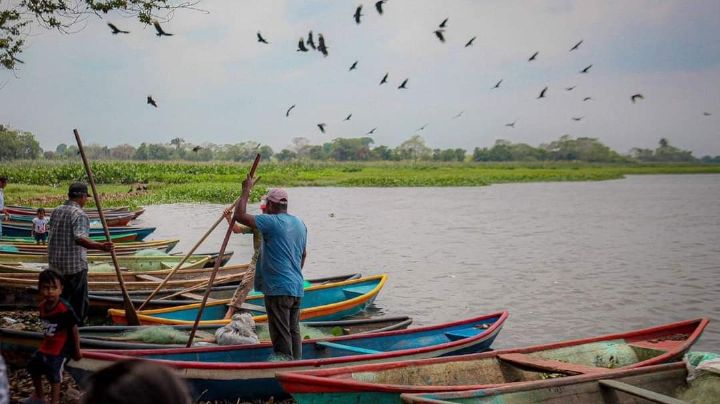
[{"xmin": 48, "ymin": 201, "xmax": 90, "ymax": 275}]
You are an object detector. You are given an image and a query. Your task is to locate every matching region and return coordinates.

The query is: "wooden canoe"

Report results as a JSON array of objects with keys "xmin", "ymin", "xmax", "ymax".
[
  {"xmin": 0, "ymin": 222, "xmax": 155, "ymax": 240},
  {"xmin": 87, "ymin": 273, "xmax": 363, "ymax": 313},
  {"xmin": 0, "ymin": 238, "xmax": 180, "ymax": 254},
  {"xmin": 66, "ymin": 311, "xmax": 508, "ymax": 401},
  {"xmin": 108, "ymin": 274, "xmax": 389, "ymax": 326},
  {"xmin": 400, "ymin": 362, "xmax": 701, "ymax": 403},
  {"xmin": 0, "ymin": 233, "xmax": 138, "ymax": 244},
  {"xmin": 276, "ymin": 318, "xmax": 708, "ymax": 404},
  {"xmin": 8, "ymin": 212, "xmax": 136, "ymax": 227},
  {"xmin": 0, "ymin": 254, "xmax": 213, "ymax": 272},
  {"xmin": 5, "ymin": 205, "xmax": 144, "ymax": 220},
  {"xmin": 0, "ymin": 316, "xmax": 413, "ymax": 367}
]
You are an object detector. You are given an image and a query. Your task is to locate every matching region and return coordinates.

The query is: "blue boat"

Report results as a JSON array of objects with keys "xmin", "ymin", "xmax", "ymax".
[
  {"xmin": 66, "ymin": 311, "xmax": 508, "ymax": 401},
  {"xmin": 0, "ymin": 222, "xmax": 155, "ymax": 241},
  {"xmin": 108, "ymin": 274, "xmax": 387, "ymax": 325}
]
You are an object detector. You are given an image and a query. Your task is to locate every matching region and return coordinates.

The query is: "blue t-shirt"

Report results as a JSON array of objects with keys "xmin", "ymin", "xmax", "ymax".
[{"xmin": 255, "ymin": 213, "xmax": 307, "ymax": 297}]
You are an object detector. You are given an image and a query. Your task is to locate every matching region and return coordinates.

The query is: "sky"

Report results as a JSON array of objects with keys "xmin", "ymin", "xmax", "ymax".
[{"xmin": 1, "ymin": 0, "xmax": 719, "ymax": 156}]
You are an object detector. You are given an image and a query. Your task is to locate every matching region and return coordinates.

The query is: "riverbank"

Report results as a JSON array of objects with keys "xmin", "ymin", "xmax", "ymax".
[{"xmin": 1, "ymin": 160, "xmax": 718, "ymax": 208}]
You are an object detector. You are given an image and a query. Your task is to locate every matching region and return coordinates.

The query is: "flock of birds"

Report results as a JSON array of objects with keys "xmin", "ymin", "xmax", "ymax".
[{"xmin": 103, "ymin": 1, "xmax": 714, "ymax": 142}]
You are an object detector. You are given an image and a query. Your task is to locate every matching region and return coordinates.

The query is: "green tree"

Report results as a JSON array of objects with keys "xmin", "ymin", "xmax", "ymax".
[
  {"xmin": 1, "ymin": 1, "xmax": 198, "ymax": 70},
  {"xmin": 330, "ymin": 137, "xmax": 374, "ymax": 161},
  {"xmin": 396, "ymin": 135, "xmax": 431, "ymax": 161},
  {"xmin": 275, "ymin": 149, "xmax": 296, "ymax": 161},
  {"xmin": 0, "ymin": 125, "xmax": 42, "ymax": 160}
]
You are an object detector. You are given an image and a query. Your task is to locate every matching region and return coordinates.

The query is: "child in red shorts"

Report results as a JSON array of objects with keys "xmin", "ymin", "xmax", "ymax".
[{"xmin": 25, "ymin": 269, "xmax": 82, "ymax": 404}]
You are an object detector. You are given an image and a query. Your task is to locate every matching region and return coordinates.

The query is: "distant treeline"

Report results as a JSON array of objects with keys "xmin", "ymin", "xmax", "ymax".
[{"xmin": 1, "ymin": 125, "xmax": 718, "ymax": 164}]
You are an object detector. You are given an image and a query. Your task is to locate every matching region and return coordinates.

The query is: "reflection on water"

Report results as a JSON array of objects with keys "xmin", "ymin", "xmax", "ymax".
[{"xmin": 137, "ymin": 175, "xmax": 720, "ymax": 351}]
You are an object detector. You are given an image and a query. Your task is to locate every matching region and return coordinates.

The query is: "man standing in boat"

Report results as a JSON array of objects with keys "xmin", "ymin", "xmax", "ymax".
[
  {"xmin": 47, "ymin": 182, "xmax": 113, "ymax": 325},
  {"xmin": 231, "ymin": 178, "xmax": 307, "ymax": 360}
]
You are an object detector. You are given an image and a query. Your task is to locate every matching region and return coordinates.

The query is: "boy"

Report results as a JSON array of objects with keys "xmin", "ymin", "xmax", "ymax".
[
  {"xmin": 25, "ymin": 269, "xmax": 82, "ymax": 404},
  {"xmin": 31, "ymin": 208, "xmax": 49, "ymax": 245}
]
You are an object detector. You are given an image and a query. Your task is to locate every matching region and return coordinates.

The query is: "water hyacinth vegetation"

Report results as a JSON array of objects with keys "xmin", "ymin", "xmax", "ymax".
[{"xmin": 1, "ymin": 160, "xmax": 719, "ymax": 208}]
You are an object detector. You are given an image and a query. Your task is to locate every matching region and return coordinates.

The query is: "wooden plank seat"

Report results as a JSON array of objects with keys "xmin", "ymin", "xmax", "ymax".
[
  {"xmin": 315, "ymin": 341, "xmax": 381, "ymax": 355},
  {"xmin": 444, "ymin": 327, "xmax": 481, "ymax": 341},
  {"xmin": 598, "ymin": 380, "xmax": 687, "ymax": 404},
  {"xmin": 498, "ymin": 353, "xmax": 605, "ymax": 375}
]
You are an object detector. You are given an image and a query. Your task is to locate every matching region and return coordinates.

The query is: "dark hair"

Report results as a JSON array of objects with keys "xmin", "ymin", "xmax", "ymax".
[
  {"xmin": 0, "ymin": 176, "xmax": 7, "ymax": 182},
  {"xmin": 37, "ymin": 208, "xmax": 45, "ymax": 214},
  {"xmin": 38, "ymin": 269, "xmax": 63, "ymax": 288},
  {"xmin": 81, "ymin": 359, "xmax": 192, "ymax": 404}
]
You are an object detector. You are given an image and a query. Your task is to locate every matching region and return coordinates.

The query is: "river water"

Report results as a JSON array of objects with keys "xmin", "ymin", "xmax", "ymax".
[{"xmin": 136, "ymin": 174, "xmax": 720, "ymax": 352}]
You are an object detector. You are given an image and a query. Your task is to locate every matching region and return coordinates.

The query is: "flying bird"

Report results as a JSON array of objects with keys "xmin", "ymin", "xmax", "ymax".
[
  {"xmin": 317, "ymin": 123, "xmax": 327, "ymax": 133},
  {"xmin": 570, "ymin": 40, "xmax": 583, "ymax": 51},
  {"xmin": 439, "ymin": 18, "xmax": 448, "ymax": 28},
  {"xmin": 192, "ymin": 146, "xmax": 203, "ymax": 152},
  {"xmin": 528, "ymin": 51, "xmax": 539, "ymax": 61},
  {"xmin": 580, "ymin": 64, "xmax": 592, "ymax": 73},
  {"xmin": 505, "ymin": 121, "xmax": 516, "ymax": 128},
  {"xmin": 344, "ymin": 113, "xmax": 352, "ymax": 121},
  {"xmin": 631, "ymin": 93, "xmax": 644, "ymax": 103},
  {"xmin": 583, "ymin": 96, "xmax": 593, "ymax": 101},
  {"xmin": 285, "ymin": 104, "xmax": 296, "ymax": 117},
  {"xmin": 153, "ymin": 21, "xmax": 173, "ymax": 37},
  {"xmin": 465, "ymin": 36, "xmax": 476, "ymax": 47},
  {"xmin": 367, "ymin": 127, "xmax": 377, "ymax": 134},
  {"xmin": 297, "ymin": 38, "xmax": 309, "ymax": 52},
  {"xmin": 375, "ymin": 0, "xmax": 385, "ymax": 14},
  {"xmin": 572, "ymin": 116, "xmax": 584, "ymax": 121},
  {"xmin": 257, "ymin": 32, "xmax": 269, "ymax": 44},
  {"xmin": 354, "ymin": 5, "xmax": 363, "ymax": 24},
  {"xmin": 537, "ymin": 86, "xmax": 548, "ymax": 99},
  {"xmin": 434, "ymin": 29, "xmax": 445, "ymax": 42},
  {"xmin": 146, "ymin": 96, "xmax": 157, "ymax": 108},
  {"xmin": 318, "ymin": 34, "xmax": 328, "ymax": 56},
  {"xmin": 107, "ymin": 23, "xmax": 129, "ymax": 34},
  {"xmin": 493, "ymin": 79, "xmax": 503, "ymax": 89},
  {"xmin": 703, "ymin": 112, "xmax": 712, "ymax": 116},
  {"xmin": 307, "ymin": 31, "xmax": 316, "ymax": 49},
  {"xmin": 417, "ymin": 123, "xmax": 428, "ymax": 131},
  {"xmin": 398, "ymin": 79, "xmax": 408, "ymax": 89},
  {"xmin": 565, "ymin": 85, "xmax": 576, "ymax": 91},
  {"xmin": 379, "ymin": 73, "xmax": 389, "ymax": 85},
  {"xmin": 349, "ymin": 60, "xmax": 358, "ymax": 71},
  {"xmin": 452, "ymin": 111, "xmax": 464, "ymax": 119}
]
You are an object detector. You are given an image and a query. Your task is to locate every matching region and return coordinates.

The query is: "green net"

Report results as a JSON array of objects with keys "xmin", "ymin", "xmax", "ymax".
[{"xmin": 120, "ymin": 326, "xmax": 193, "ymax": 344}]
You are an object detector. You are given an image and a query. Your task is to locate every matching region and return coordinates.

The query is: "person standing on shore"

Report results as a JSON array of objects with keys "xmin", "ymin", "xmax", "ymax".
[
  {"xmin": 47, "ymin": 182, "xmax": 113, "ymax": 325},
  {"xmin": 231, "ymin": 180, "xmax": 307, "ymax": 360},
  {"xmin": 0, "ymin": 176, "xmax": 8, "ymax": 238}
]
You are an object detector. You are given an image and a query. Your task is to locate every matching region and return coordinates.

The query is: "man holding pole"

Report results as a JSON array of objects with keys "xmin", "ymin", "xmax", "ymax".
[
  {"xmin": 48, "ymin": 182, "xmax": 113, "ymax": 325},
  {"xmin": 232, "ymin": 178, "xmax": 307, "ymax": 360}
]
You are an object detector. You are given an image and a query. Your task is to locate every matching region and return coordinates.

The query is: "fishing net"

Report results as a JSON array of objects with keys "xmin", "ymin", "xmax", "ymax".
[
  {"xmin": 119, "ymin": 326, "xmax": 193, "ymax": 344},
  {"xmin": 133, "ymin": 249, "xmax": 166, "ymax": 257},
  {"xmin": 678, "ymin": 353, "xmax": 720, "ymax": 402}
]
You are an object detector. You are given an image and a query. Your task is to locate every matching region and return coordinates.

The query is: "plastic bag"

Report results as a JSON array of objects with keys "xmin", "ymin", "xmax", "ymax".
[{"xmin": 214, "ymin": 312, "xmax": 259, "ymax": 346}]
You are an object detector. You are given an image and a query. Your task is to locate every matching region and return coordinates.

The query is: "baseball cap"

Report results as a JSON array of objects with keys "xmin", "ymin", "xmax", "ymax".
[
  {"xmin": 68, "ymin": 182, "xmax": 92, "ymax": 198},
  {"xmin": 266, "ymin": 188, "xmax": 288, "ymax": 204}
]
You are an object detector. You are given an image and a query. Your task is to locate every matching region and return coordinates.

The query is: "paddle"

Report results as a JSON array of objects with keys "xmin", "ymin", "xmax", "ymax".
[
  {"xmin": 73, "ymin": 129, "xmax": 140, "ymax": 326},
  {"xmin": 186, "ymin": 153, "xmax": 261, "ymax": 347},
  {"xmin": 138, "ymin": 177, "xmax": 260, "ymax": 311}
]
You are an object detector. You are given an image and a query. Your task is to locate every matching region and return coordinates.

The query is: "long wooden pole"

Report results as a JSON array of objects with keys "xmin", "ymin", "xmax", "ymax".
[
  {"xmin": 186, "ymin": 153, "xmax": 261, "ymax": 347},
  {"xmin": 73, "ymin": 129, "xmax": 140, "ymax": 326},
  {"xmin": 139, "ymin": 177, "xmax": 261, "ymax": 310}
]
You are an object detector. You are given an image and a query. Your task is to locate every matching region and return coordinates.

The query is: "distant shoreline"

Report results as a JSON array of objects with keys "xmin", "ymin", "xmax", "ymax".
[{"xmin": 2, "ymin": 161, "xmax": 718, "ymax": 208}]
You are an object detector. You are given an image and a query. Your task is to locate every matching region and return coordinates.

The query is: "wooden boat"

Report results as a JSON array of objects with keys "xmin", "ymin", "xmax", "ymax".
[
  {"xmin": 87, "ymin": 273, "xmax": 363, "ymax": 312},
  {"xmin": 0, "ymin": 238, "xmax": 180, "ymax": 254},
  {"xmin": 6, "ymin": 205, "xmax": 145, "ymax": 220},
  {"xmin": 0, "ymin": 263, "xmax": 250, "ymax": 309},
  {"xmin": 0, "ymin": 233, "xmax": 138, "ymax": 244},
  {"xmin": 0, "ymin": 316, "xmax": 413, "ymax": 366},
  {"xmin": 0, "ymin": 253, "xmax": 214, "ymax": 272},
  {"xmin": 275, "ymin": 318, "xmax": 709, "ymax": 404},
  {"xmin": 66, "ymin": 311, "xmax": 508, "ymax": 401},
  {"xmin": 0, "ymin": 222, "xmax": 155, "ymax": 240},
  {"xmin": 400, "ymin": 362, "xmax": 702, "ymax": 403},
  {"xmin": 108, "ymin": 274, "xmax": 389, "ymax": 325},
  {"xmin": 0, "ymin": 250, "xmax": 232, "ymax": 270},
  {"xmin": 8, "ymin": 212, "xmax": 136, "ymax": 227}
]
